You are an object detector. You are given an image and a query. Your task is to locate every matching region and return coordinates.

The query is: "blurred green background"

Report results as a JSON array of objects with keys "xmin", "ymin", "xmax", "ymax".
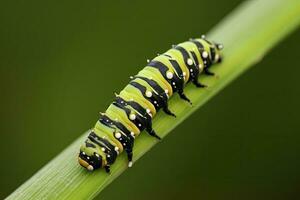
[{"xmin": 1, "ymin": 0, "xmax": 300, "ymax": 199}]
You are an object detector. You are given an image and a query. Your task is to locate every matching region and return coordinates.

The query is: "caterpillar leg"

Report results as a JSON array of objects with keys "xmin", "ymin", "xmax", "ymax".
[
  {"xmin": 163, "ymin": 106, "xmax": 176, "ymax": 117},
  {"xmin": 178, "ymin": 91, "xmax": 192, "ymax": 105},
  {"xmin": 126, "ymin": 149, "xmax": 133, "ymax": 167},
  {"xmin": 104, "ymin": 165, "xmax": 111, "ymax": 173},
  {"xmin": 144, "ymin": 119, "xmax": 161, "ymax": 140},
  {"xmin": 146, "ymin": 129, "xmax": 161, "ymax": 140},
  {"xmin": 204, "ymin": 67, "xmax": 215, "ymax": 76},
  {"xmin": 192, "ymin": 79, "xmax": 207, "ymax": 88}
]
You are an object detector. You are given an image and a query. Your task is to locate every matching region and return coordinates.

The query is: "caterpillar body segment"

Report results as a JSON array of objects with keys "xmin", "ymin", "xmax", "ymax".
[
  {"xmin": 78, "ymin": 36, "xmax": 223, "ymax": 173},
  {"xmin": 122, "ymin": 84, "xmax": 157, "ymax": 115},
  {"xmin": 140, "ymin": 67, "xmax": 174, "ymax": 96}
]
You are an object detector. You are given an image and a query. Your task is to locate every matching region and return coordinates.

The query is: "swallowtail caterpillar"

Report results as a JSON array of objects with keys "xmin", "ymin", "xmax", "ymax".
[{"xmin": 78, "ymin": 35, "xmax": 223, "ymax": 173}]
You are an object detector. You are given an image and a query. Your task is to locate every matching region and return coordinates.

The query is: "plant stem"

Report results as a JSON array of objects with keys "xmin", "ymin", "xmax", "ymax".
[{"xmin": 6, "ymin": 0, "xmax": 300, "ymax": 199}]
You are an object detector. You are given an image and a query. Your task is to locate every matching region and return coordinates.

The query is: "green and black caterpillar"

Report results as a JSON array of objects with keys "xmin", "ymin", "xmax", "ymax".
[{"xmin": 78, "ymin": 35, "xmax": 223, "ymax": 173}]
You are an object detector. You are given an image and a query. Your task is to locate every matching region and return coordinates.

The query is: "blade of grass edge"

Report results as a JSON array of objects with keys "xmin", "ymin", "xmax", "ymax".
[{"xmin": 6, "ymin": 0, "xmax": 300, "ymax": 199}]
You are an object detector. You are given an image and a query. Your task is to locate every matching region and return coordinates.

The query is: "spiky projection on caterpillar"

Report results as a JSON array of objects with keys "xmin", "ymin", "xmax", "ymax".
[{"xmin": 78, "ymin": 35, "xmax": 223, "ymax": 173}]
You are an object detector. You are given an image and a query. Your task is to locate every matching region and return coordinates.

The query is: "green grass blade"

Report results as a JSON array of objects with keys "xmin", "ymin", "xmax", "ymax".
[{"xmin": 6, "ymin": 0, "xmax": 300, "ymax": 199}]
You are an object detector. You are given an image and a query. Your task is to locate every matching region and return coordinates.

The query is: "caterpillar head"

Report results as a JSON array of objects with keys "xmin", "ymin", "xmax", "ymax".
[{"xmin": 78, "ymin": 138, "xmax": 104, "ymax": 171}]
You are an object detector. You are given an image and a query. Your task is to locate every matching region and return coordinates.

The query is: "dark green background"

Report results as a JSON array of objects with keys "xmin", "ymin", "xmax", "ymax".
[{"xmin": 1, "ymin": 0, "xmax": 299, "ymax": 199}]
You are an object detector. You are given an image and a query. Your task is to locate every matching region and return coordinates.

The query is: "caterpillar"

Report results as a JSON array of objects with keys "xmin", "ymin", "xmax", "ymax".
[{"xmin": 78, "ymin": 35, "xmax": 223, "ymax": 173}]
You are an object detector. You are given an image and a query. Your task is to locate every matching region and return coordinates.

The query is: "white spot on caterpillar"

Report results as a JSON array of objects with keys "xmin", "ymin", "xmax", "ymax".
[
  {"xmin": 187, "ymin": 58, "xmax": 193, "ymax": 66},
  {"xmin": 130, "ymin": 76, "xmax": 134, "ymax": 79},
  {"xmin": 87, "ymin": 156, "xmax": 90, "ymax": 160},
  {"xmin": 166, "ymin": 71, "xmax": 173, "ymax": 79},
  {"xmin": 107, "ymin": 154, "xmax": 110, "ymax": 158},
  {"xmin": 218, "ymin": 44, "xmax": 224, "ymax": 50},
  {"xmin": 95, "ymin": 153, "xmax": 100, "ymax": 157},
  {"xmin": 145, "ymin": 91, "xmax": 152, "ymax": 97},
  {"xmin": 154, "ymin": 101, "xmax": 157, "ymax": 104},
  {"xmin": 172, "ymin": 82, "xmax": 175, "ymax": 85},
  {"xmin": 164, "ymin": 89, "xmax": 169, "ymax": 94},
  {"xmin": 147, "ymin": 59, "xmax": 150, "ymax": 63},
  {"xmin": 114, "ymin": 146, "xmax": 119, "ymax": 152},
  {"xmin": 129, "ymin": 113, "xmax": 136, "ymax": 120},
  {"xmin": 128, "ymin": 161, "xmax": 133, "ymax": 167},
  {"xmin": 201, "ymin": 34, "xmax": 206, "ymax": 39},
  {"xmin": 101, "ymin": 147, "xmax": 105, "ymax": 152},
  {"xmin": 138, "ymin": 124, "xmax": 141, "ymax": 127},
  {"xmin": 202, "ymin": 51, "xmax": 208, "ymax": 58},
  {"xmin": 82, "ymin": 152, "xmax": 86, "ymax": 155},
  {"xmin": 115, "ymin": 132, "xmax": 121, "ymax": 139},
  {"xmin": 146, "ymin": 108, "xmax": 151, "ymax": 113},
  {"xmin": 190, "ymin": 69, "xmax": 193, "ymax": 72},
  {"xmin": 131, "ymin": 132, "xmax": 135, "ymax": 137}
]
